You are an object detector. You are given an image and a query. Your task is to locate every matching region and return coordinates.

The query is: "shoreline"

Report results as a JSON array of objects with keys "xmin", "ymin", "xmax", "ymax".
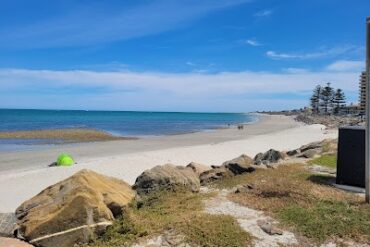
[
  {"xmin": 0, "ymin": 114, "xmax": 337, "ymax": 212},
  {"xmin": 0, "ymin": 114, "xmax": 290, "ymax": 172},
  {"xmin": 0, "ymin": 113, "xmax": 260, "ymax": 151}
]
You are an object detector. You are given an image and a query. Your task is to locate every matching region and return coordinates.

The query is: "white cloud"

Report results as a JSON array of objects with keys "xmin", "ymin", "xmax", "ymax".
[
  {"xmin": 0, "ymin": 68, "xmax": 360, "ymax": 112},
  {"xmin": 246, "ymin": 39, "xmax": 261, "ymax": 46},
  {"xmin": 266, "ymin": 51, "xmax": 300, "ymax": 59},
  {"xmin": 254, "ymin": 9, "xmax": 273, "ymax": 17},
  {"xmin": 186, "ymin": 61, "xmax": 196, "ymax": 66},
  {"xmin": 266, "ymin": 45, "xmax": 360, "ymax": 60},
  {"xmin": 326, "ymin": 60, "xmax": 364, "ymax": 72},
  {"xmin": 283, "ymin": 68, "xmax": 310, "ymax": 74}
]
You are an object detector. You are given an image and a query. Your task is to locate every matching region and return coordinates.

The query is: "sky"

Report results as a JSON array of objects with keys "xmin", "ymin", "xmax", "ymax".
[{"xmin": 0, "ymin": 0, "xmax": 369, "ymax": 112}]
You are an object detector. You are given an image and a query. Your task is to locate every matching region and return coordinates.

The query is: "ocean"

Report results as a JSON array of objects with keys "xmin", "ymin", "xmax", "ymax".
[{"xmin": 0, "ymin": 109, "xmax": 257, "ymax": 137}]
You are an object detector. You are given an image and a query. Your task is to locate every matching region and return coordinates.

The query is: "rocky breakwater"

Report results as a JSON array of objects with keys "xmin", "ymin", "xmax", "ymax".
[
  {"xmin": 199, "ymin": 149, "xmax": 286, "ymax": 185},
  {"xmin": 286, "ymin": 139, "xmax": 337, "ymax": 159}
]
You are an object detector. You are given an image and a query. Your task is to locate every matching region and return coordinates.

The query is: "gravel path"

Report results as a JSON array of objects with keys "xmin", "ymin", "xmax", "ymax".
[{"xmin": 202, "ymin": 187, "xmax": 298, "ymax": 247}]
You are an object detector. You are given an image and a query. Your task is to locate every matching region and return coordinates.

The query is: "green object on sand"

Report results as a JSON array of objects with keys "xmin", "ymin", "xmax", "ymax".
[{"xmin": 56, "ymin": 154, "xmax": 75, "ymax": 166}]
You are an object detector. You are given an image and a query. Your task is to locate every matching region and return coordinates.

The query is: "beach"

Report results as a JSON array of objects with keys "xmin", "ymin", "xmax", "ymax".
[{"xmin": 0, "ymin": 114, "xmax": 337, "ymax": 213}]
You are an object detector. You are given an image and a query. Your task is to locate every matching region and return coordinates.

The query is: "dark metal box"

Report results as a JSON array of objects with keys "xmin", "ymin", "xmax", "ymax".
[{"xmin": 336, "ymin": 126, "xmax": 365, "ymax": 188}]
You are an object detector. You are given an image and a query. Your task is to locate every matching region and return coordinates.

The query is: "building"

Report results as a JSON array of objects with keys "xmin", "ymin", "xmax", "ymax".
[
  {"xmin": 339, "ymin": 104, "xmax": 361, "ymax": 116},
  {"xmin": 359, "ymin": 71, "xmax": 367, "ymax": 115}
]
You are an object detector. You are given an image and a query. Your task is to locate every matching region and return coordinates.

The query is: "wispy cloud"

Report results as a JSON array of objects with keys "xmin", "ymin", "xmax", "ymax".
[
  {"xmin": 186, "ymin": 61, "xmax": 196, "ymax": 66},
  {"xmin": 326, "ymin": 60, "xmax": 364, "ymax": 72},
  {"xmin": 0, "ymin": 0, "xmax": 250, "ymax": 48},
  {"xmin": 283, "ymin": 68, "xmax": 310, "ymax": 74},
  {"xmin": 0, "ymin": 67, "xmax": 359, "ymax": 112},
  {"xmin": 245, "ymin": 38, "xmax": 261, "ymax": 46},
  {"xmin": 266, "ymin": 45, "xmax": 360, "ymax": 60},
  {"xmin": 254, "ymin": 9, "xmax": 273, "ymax": 17}
]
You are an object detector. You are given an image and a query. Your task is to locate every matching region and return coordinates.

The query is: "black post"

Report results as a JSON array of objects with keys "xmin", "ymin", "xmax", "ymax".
[{"xmin": 365, "ymin": 17, "xmax": 370, "ymax": 203}]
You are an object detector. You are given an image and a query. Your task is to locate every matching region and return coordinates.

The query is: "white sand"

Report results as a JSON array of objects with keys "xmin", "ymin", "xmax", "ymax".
[{"xmin": 0, "ymin": 115, "xmax": 337, "ymax": 213}]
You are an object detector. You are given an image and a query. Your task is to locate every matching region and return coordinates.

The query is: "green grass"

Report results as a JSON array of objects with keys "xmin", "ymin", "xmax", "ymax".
[
  {"xmin": 90, "ymin": 190, "xmax": 251, "ymax": 247},
  {"xmin": 308, "ymin": 154, "xmax": 337, "ymax": 169},
  {"xmin": 279, "ymin": 200, "xmax": 370, "ymax": 243}
]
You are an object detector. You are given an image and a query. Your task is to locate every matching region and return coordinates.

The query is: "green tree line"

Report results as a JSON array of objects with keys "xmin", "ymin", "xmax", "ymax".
[{"xmin": 310, "ymin": 83, "xmax": 346, "ymax": 115}]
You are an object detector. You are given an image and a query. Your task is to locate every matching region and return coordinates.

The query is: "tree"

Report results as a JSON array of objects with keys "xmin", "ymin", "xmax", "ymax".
[
  {"xmin": 333, "ymin": 88, "xmax": 346, "ymax": 114},
  {"xmin": 320, "ymin": 82, "xmax": 335, "ymax": 114},
  {"xmin": 310, "ymin": 85, "xmax": 321, "ymax": 114}
]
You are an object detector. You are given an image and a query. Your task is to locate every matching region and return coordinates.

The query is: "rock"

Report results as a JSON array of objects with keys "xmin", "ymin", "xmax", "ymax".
[
  {"xmin": 298, "ymin": 149, "xmax": 320, "ymax": 158},
  {"xmin": 253, "ymin": 153, "xmax": 264, "ymax": 165},
  {"xmin": 15, "ymin": 169, "xmax": 135, "ymax": 247},
  {"xmin": 299, "ymin": 141, "xmax": 323, "ymax": 153},
  {"xmin": 262, "ymin": 149, "xmax": 284, "ymax": 163},
  {"xmin": 257, "ymin": 220, "xmax": 283, "ymax": 235},
  {"xmin": 286, "ymin": 149, "xmax": 299, "ymax": 156},
  {"xmin": 186, "ymin": 162, "xmax": 210, "ymax": 176},
  {"xmin": 133, "ymin": 164, "xmax": 200, "ymax": 195},
  {"xmin": 199, "ymin": 167, "xmax": 233, "ymax": 185},
  {"xmin": 0, "ymin": 213, "xmax": 17, "ymax": 237},
  {"xmin": 235, "ymin": 184, "xmax": 255, "ymax": 193},
  {"xmin": 254, "ymin": 149, "xmax": 284, "ymax": 165},
  {"xmin": 0, "ymin": 237, "xmax": 33, "ymax": 247},
  {"xmin": 222, "ymin": 154, "xmax": 254, "ymax": 174}
]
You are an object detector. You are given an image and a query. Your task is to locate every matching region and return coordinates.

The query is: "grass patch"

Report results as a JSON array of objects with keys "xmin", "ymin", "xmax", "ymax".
[
  {"xmin": 308, "ymin": 154, "xmax": 337, "ymax": 169},
  {"xmin": 223, "ymin": 164, "xmax": 370, "ymax": 244},
  {"xmin": 90, "ymin": 189, "xmax": 251, "ymax": 247},
  {"xmin": 210, "ymin": 173, "xmax": 251, "ymax": 190},
  {"xmin": 180, "ymin": 214, "xmax": 251, "ymax": 247},
  {"xmin": 279, "ymin": 200, "xmax": 370, "ymax": 242}
]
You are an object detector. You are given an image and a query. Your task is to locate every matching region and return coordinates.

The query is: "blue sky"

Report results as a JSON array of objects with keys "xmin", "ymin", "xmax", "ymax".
[{"xmin": 0, "ymin": 0, "xmax": 369, "ymax": 112}]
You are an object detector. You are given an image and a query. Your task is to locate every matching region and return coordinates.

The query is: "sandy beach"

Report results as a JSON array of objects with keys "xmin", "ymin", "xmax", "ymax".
[{"xmin": 0, "ymin": 114, "xmax": 337, "ymax": 213}]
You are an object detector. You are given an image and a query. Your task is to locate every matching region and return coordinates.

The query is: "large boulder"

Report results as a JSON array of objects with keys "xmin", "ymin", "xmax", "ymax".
[
  {"xmin": 286, "ymin": 149, "xmax": 300, "ymax": 156},
  {"xmin": 222, "ymin": 154, "xmax": 254, "ymax": 175},
  {"xmin": 186, "ymin": 162, "xmax": 210, "ymax": 176},
  {"xmin": 254, "ymin": 149, "xmax": 284, "ymax": 165},
  {"xmin": 287, "ymin": 139, "xmax": 337, "ymax": 158},
  {"xmin": 199, "ymin": 167, "xmax": 233, "ymax": 185},
  {"xmin": 133, "ymin": 164, "xmax": 200, "ymax": 195},
  {"xmin": 298, "ymin": 149, "xmax": 320, "ymax": 158},
  {"xmin": 15, "ymin": 169, "xmax": 135, "ymax": 247},
  {"xmin": 299, "ymin": 141, "xmax": 323, "ymax": 153}
]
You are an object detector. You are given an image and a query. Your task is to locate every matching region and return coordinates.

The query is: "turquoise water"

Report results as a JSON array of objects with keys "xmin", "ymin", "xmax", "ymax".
[{"xmin": 0, "ymin": 109, "xmax": 256, "ymax": 138}]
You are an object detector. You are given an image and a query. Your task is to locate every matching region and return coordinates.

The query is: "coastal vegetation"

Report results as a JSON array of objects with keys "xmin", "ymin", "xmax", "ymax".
[
  {"xmin": 90, "ymin": 190, "xmax": 251, "ymax": 247},
  {"xmin": 308, "ymin": 153, "xmax": 337, "ymax": 168},
  {"xmin": 221, "ymin": 164, "xmax": 370, "ymax": 244}
]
